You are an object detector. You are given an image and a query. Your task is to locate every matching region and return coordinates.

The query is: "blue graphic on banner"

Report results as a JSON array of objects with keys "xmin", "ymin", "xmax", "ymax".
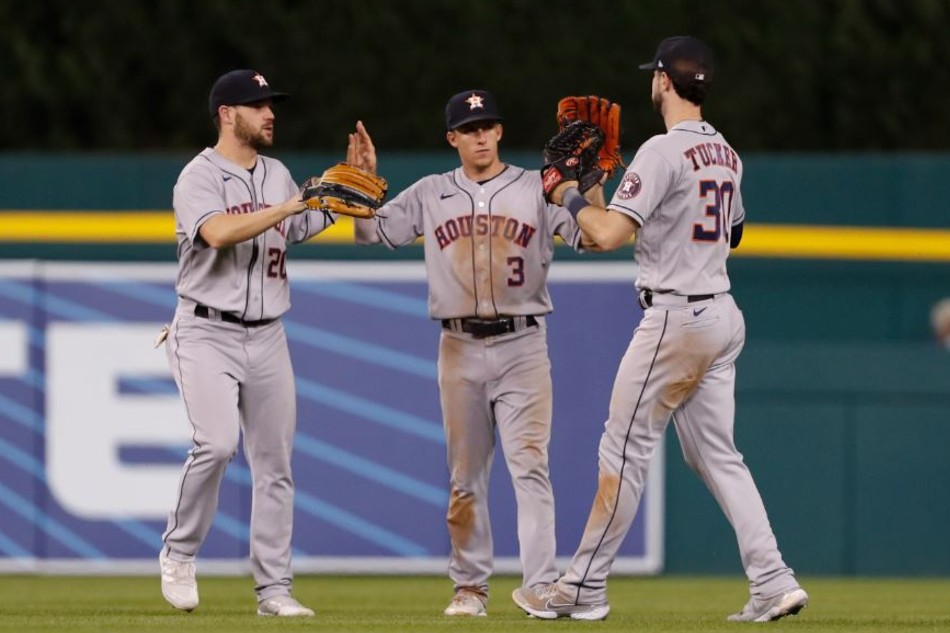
[{"xmin": 0, "ymin": 262, "xmax": 661, "ymax": 573}]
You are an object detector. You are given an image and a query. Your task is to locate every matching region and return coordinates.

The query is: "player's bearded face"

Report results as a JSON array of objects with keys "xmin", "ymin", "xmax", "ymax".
[{"xmin": 234, "ymin": 108, "xmax": 274, "ymax": 150}]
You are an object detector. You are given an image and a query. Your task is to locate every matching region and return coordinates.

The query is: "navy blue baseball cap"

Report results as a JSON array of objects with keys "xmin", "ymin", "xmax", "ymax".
[
  {"xmin": 208, "ymin": 69, "xmax": 291, "ymax": 117},
  {"xmin": 639, "ymin": 36, "xmax": 714, "ymax": 84},
  {"xmin": 445, "ymin": 90, "xmax": 503, "ymax": 130}
]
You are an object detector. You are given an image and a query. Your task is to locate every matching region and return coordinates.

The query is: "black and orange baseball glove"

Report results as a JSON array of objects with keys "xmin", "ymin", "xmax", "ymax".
[
  {"xmin": 540, "ymin": 121, "xmax": 604, "ymax": 203},
  {"xmin": 556, "ymin": 95, "xmax": 624, "ymax": 191}
]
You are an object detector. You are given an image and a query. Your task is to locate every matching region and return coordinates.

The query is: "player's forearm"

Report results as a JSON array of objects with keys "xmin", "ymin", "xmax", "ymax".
[
  {"xmin": 583, "ymin": 183, "xmax": 607, "ymax": 207},
  {"xmin": 353, "ymin": 217, "xmax": 382, "ymax": 245},
  {"xmin": 200, "ymin": 202, "xmax": 300, "ymax": 248},
  {"xmin": 560, "ymin": 186, "xmax": 636, "ymax": 251},
  {"xmin": 576, "ymin": 207, "xmax": 637, "ymax": 251}
]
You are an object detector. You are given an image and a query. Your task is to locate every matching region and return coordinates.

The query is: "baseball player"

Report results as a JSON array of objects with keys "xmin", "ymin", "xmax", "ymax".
[
  {"xmin": 930, "ymin": 298, "xmax": 950, "ymax": 349},
  {"xmin": 512, "ymin": 37, "xmax": 809, "ymax": 622},
  {"xmin": 158, "ymin": 69, "xmax": 331, "ymax": 617},
  {"xmin": 348, "ymin": 90, "xmax": 583, "ymax": 617}
]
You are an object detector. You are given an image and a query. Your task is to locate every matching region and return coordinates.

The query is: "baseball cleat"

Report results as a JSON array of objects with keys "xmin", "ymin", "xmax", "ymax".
[
  {"xmin": 511, "ymin": 583, "xmax": 610, "ymax": 621},
  {"xmin": 256, "ymin": 595, "xmax": 315, "ymax": 617},
  {"xmin": 443, "ymin": 589, "xmax": 487, "ymax": 616},
  {"xmin": 727, "ymin": 587, "xmax": 809, "ymax": 622},
  {"xmin": 159, "ymin": 549, "xmax": 199, "ymax": 612}
]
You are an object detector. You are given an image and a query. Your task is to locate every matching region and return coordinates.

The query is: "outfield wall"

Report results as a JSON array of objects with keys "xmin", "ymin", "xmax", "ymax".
[
  {"xmin": 1, "ymin": 152, "xmax": 948, "ymax": 229},
  {"xmin": 0, "ymin": 153, "xmax": 948, "ymax": 576}
]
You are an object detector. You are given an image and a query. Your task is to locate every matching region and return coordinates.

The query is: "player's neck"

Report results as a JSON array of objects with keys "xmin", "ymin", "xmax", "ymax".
[
  {"xmin": 461, "ymin": 159, "xmax": 504, "ymax": 183},
  {"xmin": 662, "ymin": 101, "xmax": 703, "ymax": 131},
  {"xmin": 214, "ymin": 136, "xmax": 259, "ymax": 170}
]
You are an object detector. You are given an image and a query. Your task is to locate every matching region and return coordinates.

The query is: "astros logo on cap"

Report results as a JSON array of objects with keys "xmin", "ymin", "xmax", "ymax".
[
  {"xmin": 253, "ymin": 73, "xmax": 268, "ymax": 87},
  {"xmin": 465, "ymin": 94, "xmax": 484, "ymax": 110}
]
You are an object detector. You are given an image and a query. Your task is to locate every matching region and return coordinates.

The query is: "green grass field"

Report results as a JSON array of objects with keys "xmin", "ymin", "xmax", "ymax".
[{"xmin": 0, "ymin": 575, "xmax": 947, "ymax": 632}]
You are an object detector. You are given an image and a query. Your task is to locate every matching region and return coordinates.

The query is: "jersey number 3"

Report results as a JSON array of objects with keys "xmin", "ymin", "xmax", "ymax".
[
  {"xmin": 507, "ymin": 256, "xmax": 525, "ymax": 287},
  {"xmin": 693, "ymin": 180, "xmax": 735, "ymax": 243}
]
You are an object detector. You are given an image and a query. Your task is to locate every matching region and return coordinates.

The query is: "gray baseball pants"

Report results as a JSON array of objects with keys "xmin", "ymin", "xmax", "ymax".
[
  {"xmin": 561, "ymin": 294, "xmax": 799, "ymax": 603},
  {"xmin": 162, "ymin": 311, "xmax": 297, "ymax": 601},
  {"xmin": 438, "ymin": 323, "xmax": 559, "ymax": 596}
]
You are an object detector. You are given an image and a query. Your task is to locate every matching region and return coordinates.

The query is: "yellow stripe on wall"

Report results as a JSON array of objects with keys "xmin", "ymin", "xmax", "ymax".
[
  {"xmin": 1, "ymin": 212, "xmax": 949, "ymax": 262},
  {"xmin": 736, "ymin": 224, "xmax": 950, "ymax": 262},
  {"xmin": 0, "ymin": 211, "xmax": 354, "ymax": 243}
]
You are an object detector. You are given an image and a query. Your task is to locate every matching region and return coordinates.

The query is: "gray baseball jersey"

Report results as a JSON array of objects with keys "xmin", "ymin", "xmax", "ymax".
[
  {"xmin": 162, "ymin": 148, "xmax": 332, "ymax": 602},
  {"xmin": 558, "ymin": 120, "xmax": 800, "ymax": 606},
  {"xmin": 173, "ymin": 147, "xmax": 334, "ymax": 319},
  {"xmin": 608, "ymin": 120, "xmax": 745, "ymax": 295},
  {"xmin": 371, "ymin": 165, "xmax": 580, "ymax": 318},
  {"xmin": 361, "ymin": 164, "xmax": 580, "ymax": 600}
]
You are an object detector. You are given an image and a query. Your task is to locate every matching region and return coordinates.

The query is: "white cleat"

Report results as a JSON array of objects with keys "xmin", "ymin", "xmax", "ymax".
[
  {"xmin": 443, "ymin": 589, "xmax": 487, "ymax": 616},
  {"xmin": 511, "ymin": 583, "xmax": 610, "ymax": 621},
  {"xmin": 257, "ymin": 595, "xmax": 315, "ymax": 617},
  {"xmin": 727, "ymin": 587, "xmax": 809, "ymax": 622},
  {"xmin": 159, "ymin": 549, "xmax": 198, "ymax": 612}
]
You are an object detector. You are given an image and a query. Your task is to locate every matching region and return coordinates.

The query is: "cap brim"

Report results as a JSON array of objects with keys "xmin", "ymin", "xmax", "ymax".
[
  {"xmin": 448, "ymin": 114, "xmax": 503, "ymax": 130},
  {"xmin": 236, "ymin": 91, "xmax": 291, "ymax": 106},
  {"xmin": 638, "ymin": 62, "xmax": 658, "ymax": 70}
]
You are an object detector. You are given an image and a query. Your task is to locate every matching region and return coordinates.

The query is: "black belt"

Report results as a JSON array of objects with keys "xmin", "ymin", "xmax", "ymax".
[
  {"xmin": 194, "ymin": 304, "xmax": 276, "ymax": 328},
  {"xmin": 441, "ymin": 315, "xmax": 539, "ymax": 339},
  {"xmin": 639, "ymin": 290, "xmax": 715, "ymax": 309}
]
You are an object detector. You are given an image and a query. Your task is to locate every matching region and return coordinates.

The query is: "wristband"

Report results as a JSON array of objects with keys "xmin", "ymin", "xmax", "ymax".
[{"xmin": 561, "ymin": 187, "xmax": 587, "ymax": 218}]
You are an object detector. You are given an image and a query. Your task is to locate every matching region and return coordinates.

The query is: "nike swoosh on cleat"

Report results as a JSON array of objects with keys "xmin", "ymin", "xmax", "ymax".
[{"xmin": 440, "ymin": 192, "xmax": 458, "ymax": 199}]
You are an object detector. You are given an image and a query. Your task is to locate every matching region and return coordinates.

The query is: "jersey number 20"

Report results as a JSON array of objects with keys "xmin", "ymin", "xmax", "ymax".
[
  {"xmin": 267, "ymin": 247, "xmax": 287, "ymax": 279},
  {"xmin": 693, "ymin": 180, "xmax": 735, "ymax": 243}
]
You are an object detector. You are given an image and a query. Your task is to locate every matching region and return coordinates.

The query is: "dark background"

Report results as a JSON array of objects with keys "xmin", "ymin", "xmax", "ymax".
[{"xmin": 2, "ymin": 0, "xmax": 948, "ymax": 152}]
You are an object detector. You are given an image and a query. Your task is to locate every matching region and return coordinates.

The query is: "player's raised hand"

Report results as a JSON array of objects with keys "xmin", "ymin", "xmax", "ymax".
[{"xmin": 347, "ymin": 120, "xmax": 378, "ymax": 174}]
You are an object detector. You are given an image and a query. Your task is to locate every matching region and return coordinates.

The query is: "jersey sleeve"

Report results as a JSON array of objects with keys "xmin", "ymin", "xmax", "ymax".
[
  {"xmin": 547, "ymin": 200, "xmax": 583, "ymax": 251},
  {"xmin": 172, "ymin": 166, "xmax": 225, "ymax": 249},
  {"xmin": 273, "ymin": 162, "xmax": 336, "ymax": 244},
  {"xmin": 606, "ymin": 143, "xmax": 673, "ymax": 226},
  {"xmin": 731, "ymin": 156, "xmax": 746, "ymax": 226},
  {"xmin": 731, "ymin": 185, "xmax": 746, "ymax": 225},
  {"xmin": 288, "ymin": 209, "xmax": 337, "ymax": 243},
  {"xmin": 373, "ymin": 179, "xmax": 428, "ymax": 249}
]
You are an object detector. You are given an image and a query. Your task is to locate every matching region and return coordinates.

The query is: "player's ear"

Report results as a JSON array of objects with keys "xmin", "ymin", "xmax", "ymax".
[
  {"xmin": 495, "ymin": 123, "xmax": 503, "ymax": 142},
  {"xmin": 446, "ymin": 130, "xmax": 459, "ymax": 148}
]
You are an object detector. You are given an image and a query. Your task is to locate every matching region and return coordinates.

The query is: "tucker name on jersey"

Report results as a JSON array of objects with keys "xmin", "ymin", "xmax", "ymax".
[{"xmin": 683, "ymin": 141, "xmax": 738, "ymax": 173}]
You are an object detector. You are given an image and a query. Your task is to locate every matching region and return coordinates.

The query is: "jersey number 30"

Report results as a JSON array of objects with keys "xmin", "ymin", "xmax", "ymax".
[{"xmin": 693, "ymin": 180, "xmax": 735, "ymax": 243}]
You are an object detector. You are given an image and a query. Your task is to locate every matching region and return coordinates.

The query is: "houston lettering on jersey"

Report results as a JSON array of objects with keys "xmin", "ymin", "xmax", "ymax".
[
  {"xmin": 225, "ymin": 202, "xmax": 261, "ymax": 215},
  {"xmin": 683, "ymin": 142, "xmax": 738, "ymax": 173},
  {"xmin": 434, "ymin": 213, "xmax": 537, "ymax": 250},
  {"xmin": 225, "ymin": 201, "xmax": 289, "ymax": 238}
]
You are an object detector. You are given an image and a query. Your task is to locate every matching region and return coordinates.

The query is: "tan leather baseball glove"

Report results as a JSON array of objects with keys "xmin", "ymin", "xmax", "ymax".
[{"xmin": 301, "ymin": 162, "xmax": 388, "ymax": 219}]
